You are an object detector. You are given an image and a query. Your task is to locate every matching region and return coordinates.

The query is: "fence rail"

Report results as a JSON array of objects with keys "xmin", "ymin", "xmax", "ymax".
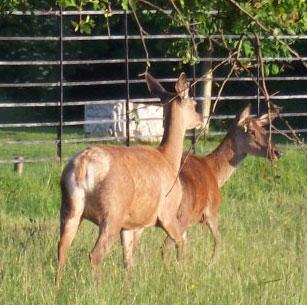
[
  {"xmin": 0, "ymin": 9, "xmax": 306, "ymax": 165},
  {"xmin": 2, "ymin": 76, "xmax": 307, "ymax": 88}
]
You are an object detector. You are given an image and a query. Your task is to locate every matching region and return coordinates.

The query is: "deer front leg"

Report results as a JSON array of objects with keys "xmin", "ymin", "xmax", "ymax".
[
  {"xmin": 161, "ymin": 230, "xmax": 188, "ymax": 261},
  {"xmin": 121, "ymin": 228, "xmax": 144, "ymax": 269},
  {"xmin": 205, "ymin": 211, "xmax": 221, "ymax": 265},
  {"xmin": 159, "ymin": 220, "xmax": 185, "ymax": 261},
  {"xmin": 121, "ymin": 229, "xmax": 135, "ymax": 269},
  {"xmin": 161, "ymin": 235, "xmax": 174, "ymax": 260},
  {"xmin": 132, "ymin": 228, "xmax": 144, "ymax": 254}
]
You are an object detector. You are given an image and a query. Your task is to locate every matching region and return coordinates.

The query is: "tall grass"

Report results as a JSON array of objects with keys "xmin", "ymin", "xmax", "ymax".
[{"xmin": 0, "ymin": 144, "xmax": 306, "ymax": 305}]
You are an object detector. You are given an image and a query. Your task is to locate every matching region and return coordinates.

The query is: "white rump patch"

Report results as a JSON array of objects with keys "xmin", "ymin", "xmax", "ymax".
[
  {"xmin": 64, "ymin": 169, "xmax": 86, "ymax": 211},
  {"xmin": 85, "ymin": 150, "xmax": 110, "ymax": 192},
  {"xmin": 65, "ymin": 168, "xmax": 77, "ymax": 195},
  {"xmin": 86, "ymin": 162, "xmax": 96, "ymax": 191}
]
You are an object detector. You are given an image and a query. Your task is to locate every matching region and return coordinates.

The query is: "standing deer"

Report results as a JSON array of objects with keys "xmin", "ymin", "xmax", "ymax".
[
  {"xmin": 161, "ymin": 104, "xmax": 282, "ymax": 261},
  {"xmin": 55, "ymin": 72, "xmax": 203, "ymax": 285},
  {"xmin": 123, "ymin": 105, "xmax": 282, "ymax": 265}
]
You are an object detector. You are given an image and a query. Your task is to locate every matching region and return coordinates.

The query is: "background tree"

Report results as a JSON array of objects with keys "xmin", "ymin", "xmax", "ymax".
[
  {"xmin": 0, "ymin": 0, "xmax": 306, "ymax": 138},
  {"xmin": 57, "ymin": 0, "xmax": 307, "ymax": 134}
]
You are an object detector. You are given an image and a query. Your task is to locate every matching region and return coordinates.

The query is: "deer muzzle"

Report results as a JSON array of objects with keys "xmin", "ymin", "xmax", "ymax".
[
  {"xmin": 195, "ymin": 114, "xmax": 204, "ymax": 130},
  {"xmin": 269, "ymin": 146, "xmax": 282, "ymax": 161}
]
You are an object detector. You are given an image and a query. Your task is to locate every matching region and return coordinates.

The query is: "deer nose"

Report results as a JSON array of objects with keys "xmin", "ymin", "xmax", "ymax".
[
  {"xmin": 273, "ymin": 148, "xmax": 282, "ymax": 159},
  {"xmin": 195, "ymin": 115, "xmax": 204, "ymax": 130},
  {"xmin": 195, "ymin": 121, "xmax": 203, "ymax": 130}
]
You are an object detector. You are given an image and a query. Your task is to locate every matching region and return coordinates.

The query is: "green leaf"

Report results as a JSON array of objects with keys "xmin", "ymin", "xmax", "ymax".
[
  {"xmin": 271, "ymin": 63, "xmax": 280, "ymax": 75},
  {"xmin": 264, "ymin": 64, "xmax": 270, "ymax": 76},
  {"xmin": 71, "ymin": 21, "xmax": 79, "ymax": 32},
  {"xmin": 129, "ymin": 0, "xmax": 137, "ymax": 11},
  {"xmin": 121, "ymin": 0, "xmax": 129, "ymax": 11},
  {"xmin": 242, "ymin": 41, "xmax": 253, "ymax": 57},
  {"xmin": 58, "ymin": 0, "xmax": 77, "ymax": 9},
  {"xmin": 286, "ymin": 28, "xmax": 297, "ymax": 35}
]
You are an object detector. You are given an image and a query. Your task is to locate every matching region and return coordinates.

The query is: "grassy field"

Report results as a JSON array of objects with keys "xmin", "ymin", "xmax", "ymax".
[{"xmin": 0, "ymin": 132, "xmax": 306, "ymax": 305}]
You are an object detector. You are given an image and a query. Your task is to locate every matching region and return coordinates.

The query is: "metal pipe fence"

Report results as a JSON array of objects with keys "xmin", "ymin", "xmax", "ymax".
[{"xmin": 0, "ymin": 9, "xmax": 306, "ymax": 165}]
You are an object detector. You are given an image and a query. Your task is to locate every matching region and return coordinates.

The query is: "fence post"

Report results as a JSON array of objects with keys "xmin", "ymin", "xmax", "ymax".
[
  {"xmin": 14, "ymin": 157, "xmax": 24, "ymax": 176},
  {"xmin": 124, "ymin": 10, "xmax": 130, "ymax": 147},
  {"xmin": 256, "ymin": 39, "xmax": 261, "ymax": 115},
  {"xmin": 57, "ymin": 6, "xmax": 64, "ymax": 164},
  {"xmin": 191, "ymin": 21, "xmax": 196, "ymax": 153}
]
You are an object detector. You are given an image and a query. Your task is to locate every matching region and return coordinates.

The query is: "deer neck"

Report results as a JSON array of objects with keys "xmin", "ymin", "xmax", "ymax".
[
  {"xmin": 206, "ymin": 126, "xmax": 247, "ymax": 187},
  {"xmin": 158, "ymin": 102, "xmax": 185, "ymax": 172}
]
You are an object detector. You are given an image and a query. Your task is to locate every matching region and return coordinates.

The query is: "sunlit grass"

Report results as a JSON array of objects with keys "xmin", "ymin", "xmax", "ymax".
[{"xmin": 0, "ymin": 132, "xmax": 306, "ymax": 305}]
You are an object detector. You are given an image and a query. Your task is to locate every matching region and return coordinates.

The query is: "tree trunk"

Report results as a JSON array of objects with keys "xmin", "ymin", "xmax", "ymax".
[{"xmin": 198, "ymin": 59, "xmax": 212, "ymax": 131}]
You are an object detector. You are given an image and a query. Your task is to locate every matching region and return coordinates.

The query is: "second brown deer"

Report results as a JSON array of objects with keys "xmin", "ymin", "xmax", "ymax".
[
  {"xmin": 162, "ymin": 104, "xmax": 282, "ymax": 261},
  {"xmin": 55, "ymin": 72, "xmax": 203, "ymax": 285}
]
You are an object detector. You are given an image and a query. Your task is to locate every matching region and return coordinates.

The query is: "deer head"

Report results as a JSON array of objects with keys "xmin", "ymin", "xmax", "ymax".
[
  {"xmin": 234, "ymin": 105, "xmax": 282, "ymax": 161},
  {"xmin": 146, "ymin": 72, "xmax": 203, "ymax": 130}
]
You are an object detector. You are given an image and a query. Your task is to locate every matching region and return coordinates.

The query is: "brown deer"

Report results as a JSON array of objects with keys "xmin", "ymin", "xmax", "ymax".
[
  {"xmin": 55, "ymin": 72, "xmax": 203, "ymax": 285},
  {"xmin": 123, "ymin": 105, "xmax": 281, "ymax": 265},
  {"xmin": 161, "ymin": 104, "xmax": 282, "ymax": 261}
]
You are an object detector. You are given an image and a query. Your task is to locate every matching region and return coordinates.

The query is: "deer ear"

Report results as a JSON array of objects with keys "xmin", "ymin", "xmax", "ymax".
[
  {"xmin": 175, "ymin": 72, "xmax": 190, "ymax": 99},
  {"xmin": 256, "ymin": 110, "xmax": 278, "ymax": 126},
  {"xmin": 145, "ymin": 72, "xmax": 172, "ymax": 104},
  {"xmin": 236, "ymin": 104, "xmax": 251, "ymax": 125}
]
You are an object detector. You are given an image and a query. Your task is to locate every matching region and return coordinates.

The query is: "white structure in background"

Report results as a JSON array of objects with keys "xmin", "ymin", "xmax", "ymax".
[{"xmin": 84, "ymin": 102, "xmax": 164, "ymax": 140}]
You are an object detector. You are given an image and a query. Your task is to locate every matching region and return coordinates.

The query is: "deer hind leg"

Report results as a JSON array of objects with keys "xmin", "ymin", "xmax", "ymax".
[
  {"xmin": 89, "ymin": 220, "xmax": 121, "ymax": 277},
  {"xmin": 204, "ymin": 209, "xmax": 221, "ymax": 265},
  {"xmin": 55, "ymin": 195, "xmax": 84, "ymax": 286}
]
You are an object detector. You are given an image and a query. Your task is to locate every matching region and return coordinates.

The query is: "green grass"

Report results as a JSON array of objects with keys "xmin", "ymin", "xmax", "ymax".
[{"xmin": 0, "ymin": 131, "xmax": 306, "ymax": 305}]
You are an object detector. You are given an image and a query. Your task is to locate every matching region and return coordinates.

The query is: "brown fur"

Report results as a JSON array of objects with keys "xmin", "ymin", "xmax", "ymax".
[{"xmin": 55, "ymin": 72, "xmax": 203, "ymax": 285}]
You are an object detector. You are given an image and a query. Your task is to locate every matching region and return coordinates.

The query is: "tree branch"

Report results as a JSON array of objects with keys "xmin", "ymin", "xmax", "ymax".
[
  {"xmin": 167, "ymin": 0, "xmax": 198, "ymax": 56},
  {"xmin": 226, "ymin": 0, "xmax": 307, "ymax": 70},
  {"xmin": 130, "ymin": 0, "xmax": 150, "ymax": 73}
]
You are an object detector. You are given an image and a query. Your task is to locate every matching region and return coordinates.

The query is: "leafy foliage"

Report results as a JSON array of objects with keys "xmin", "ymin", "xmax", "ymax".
[
  {"xmin": 1, "ymin": 0, "xmax": 307, "ymax": 75},
  {"xmin": 0, "ymin": 0, "xmax": 54, "ymax": 12},
  {"xmin": 156, "ymin": 0, "xmax": 307, "ymax": 74},
  {"xmin": 54, "ymin": 0, "xmax": 307, "ymax": 75}
]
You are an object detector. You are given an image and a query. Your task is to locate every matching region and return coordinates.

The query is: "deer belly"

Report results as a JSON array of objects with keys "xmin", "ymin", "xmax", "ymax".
[{"xmin": 122, "ymin": 193, "xmax": 161, "ymax": 229}]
